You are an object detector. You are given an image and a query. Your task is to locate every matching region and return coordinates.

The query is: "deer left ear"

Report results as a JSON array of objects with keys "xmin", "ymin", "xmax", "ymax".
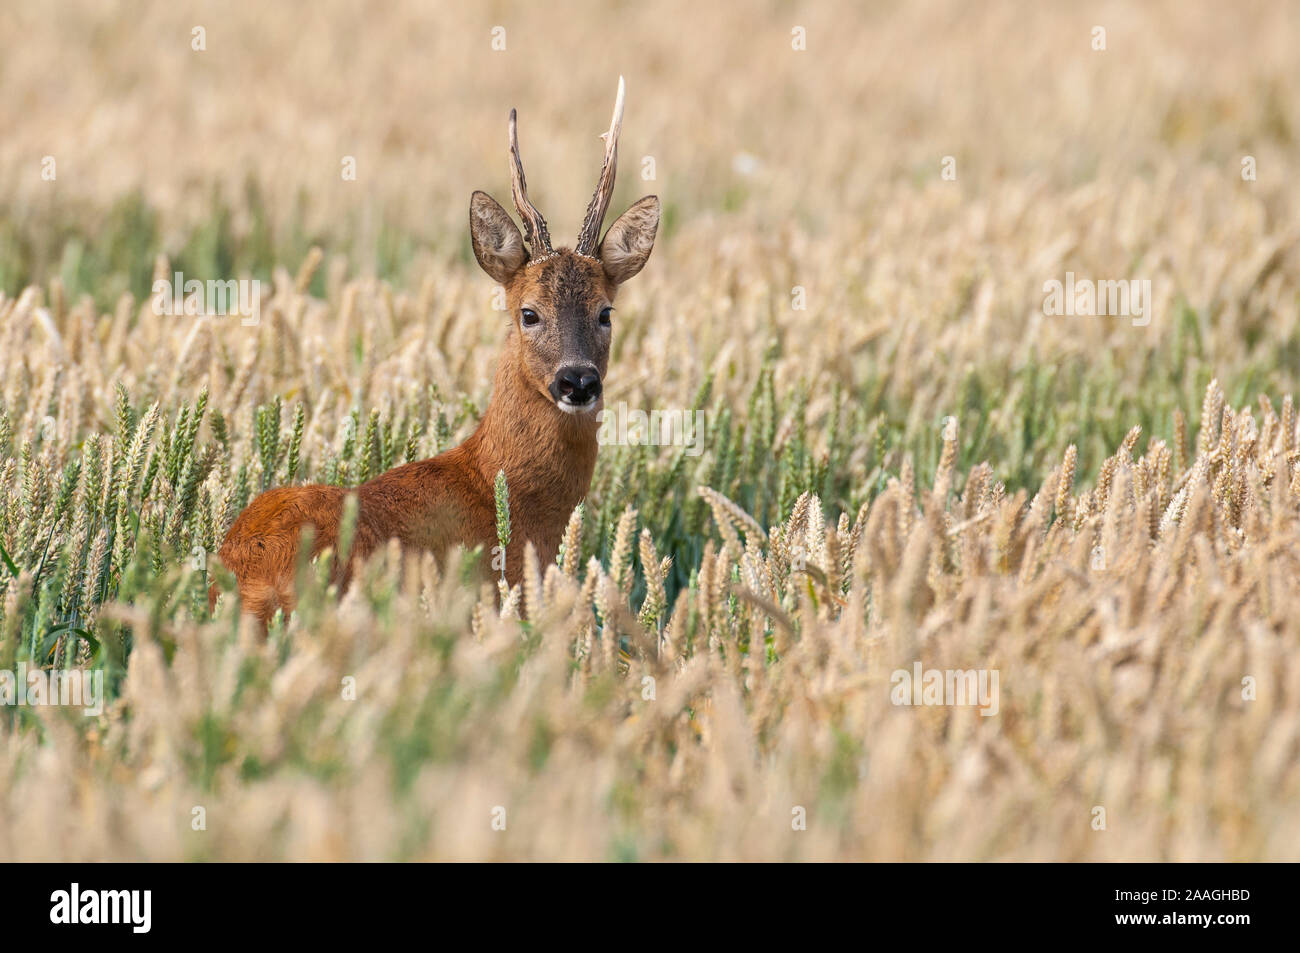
[
  {"xmin": 470, "ymin": 190, "xmax": 528, "ymax": 284},
  {"xmin": 599, "ymin": 196, "xmax": 660, "ymax": 284}
]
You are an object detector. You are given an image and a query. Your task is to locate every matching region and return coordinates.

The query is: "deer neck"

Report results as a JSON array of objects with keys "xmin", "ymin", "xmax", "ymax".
[{"xmin": 464, "ymin": 343, "xmax": 600, "ymax": 527}]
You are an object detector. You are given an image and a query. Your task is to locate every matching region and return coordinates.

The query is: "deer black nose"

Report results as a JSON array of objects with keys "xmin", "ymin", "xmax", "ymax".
[{"xmin": 551, "ymin": 365, "xmax": 602, "ymax": 405}]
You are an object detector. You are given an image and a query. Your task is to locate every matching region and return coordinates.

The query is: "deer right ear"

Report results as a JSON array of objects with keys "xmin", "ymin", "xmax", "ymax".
[
  {"xmin": 470, "ymin": 191, "xmax": 528, "ymax": 283},
  {"xmin": 599, "ymin": 196, "xmax": 660, "ymax": 285}
]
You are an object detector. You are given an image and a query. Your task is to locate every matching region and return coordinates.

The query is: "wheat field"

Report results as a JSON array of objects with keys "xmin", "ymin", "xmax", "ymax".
[{"xmin": 1, "ymin": 0, "xmax": 1298, "ymax": 861}]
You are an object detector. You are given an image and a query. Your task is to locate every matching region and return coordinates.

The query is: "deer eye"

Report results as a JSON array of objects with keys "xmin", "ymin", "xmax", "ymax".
[
  {"xmin": 598, "ymin": 307, "xmax": 613, "ymax": 328},
  {"xmin": 521, "ymin": 308, "xmax": 540, "ymax": 328}
]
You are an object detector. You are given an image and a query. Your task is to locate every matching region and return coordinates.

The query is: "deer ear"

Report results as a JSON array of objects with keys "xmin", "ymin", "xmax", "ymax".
[
  {"xmin": 470, "ymin": 191, "xmax": 528, "ymax": 283},
  {"xmin": 599, "ymin": 196, "xmax": 659, "ymax": 285}
]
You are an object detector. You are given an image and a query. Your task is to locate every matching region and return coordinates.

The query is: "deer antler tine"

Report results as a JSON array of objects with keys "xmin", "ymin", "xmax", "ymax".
[
  {"xmin": 574, "ymin": 76, "xmax": 625, "ymax": 257},
  {"xmin": 508, "ymin": 107, "xmax": 552, "ymax": 256}
]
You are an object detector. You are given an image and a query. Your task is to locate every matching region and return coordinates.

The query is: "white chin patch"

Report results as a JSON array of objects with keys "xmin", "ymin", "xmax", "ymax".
[{"xmin": 557, "ymin": 397, "xmax": 599, "ymax": 415}]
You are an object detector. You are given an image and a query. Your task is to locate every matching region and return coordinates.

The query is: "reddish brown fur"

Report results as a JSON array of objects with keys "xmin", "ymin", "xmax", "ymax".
[
  {"xmin": 212, "ymin": 251, "xmax": 636, "ymax": 625},
  {"xmin": 213, "ymin": 88, "xmax": 658, "ymax": 628}
]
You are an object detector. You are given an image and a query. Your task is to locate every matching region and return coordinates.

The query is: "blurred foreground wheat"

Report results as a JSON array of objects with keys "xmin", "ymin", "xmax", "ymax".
[{"xmin": 1, "ymin": 253, "xmax": 1297, "ymax": 858}]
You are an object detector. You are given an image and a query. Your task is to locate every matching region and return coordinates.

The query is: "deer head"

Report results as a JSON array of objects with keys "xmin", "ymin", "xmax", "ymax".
[{"xmin": 469, "ymin": 77, "xmax": 659, "ymax": 416}]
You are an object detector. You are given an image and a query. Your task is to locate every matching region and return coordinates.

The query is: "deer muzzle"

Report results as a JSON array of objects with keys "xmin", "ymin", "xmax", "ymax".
[{"xmin": 550, "ymin": 365, "xmax": 602, "ymax": 412}]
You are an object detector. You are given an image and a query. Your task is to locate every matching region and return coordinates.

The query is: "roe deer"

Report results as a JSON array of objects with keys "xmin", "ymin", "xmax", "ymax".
[{"xmin": 211, "ymin": 77, "xmax": 659, "ymax": 626}]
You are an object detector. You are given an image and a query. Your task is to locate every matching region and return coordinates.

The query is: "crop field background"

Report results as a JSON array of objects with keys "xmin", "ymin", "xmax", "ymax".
[{"xmin": 1, "ymin": 0, "xmax": 1298, "ymax": 860}]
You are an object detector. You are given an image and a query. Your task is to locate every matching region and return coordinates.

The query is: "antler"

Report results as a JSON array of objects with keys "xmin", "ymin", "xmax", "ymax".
[
  {"xmin": 508, "ymin": 108, "xmax": 553, "ymax": 256},
  {"xmin": 574, "ymin": 76, "xmax": 626, "ymax": 257}
]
